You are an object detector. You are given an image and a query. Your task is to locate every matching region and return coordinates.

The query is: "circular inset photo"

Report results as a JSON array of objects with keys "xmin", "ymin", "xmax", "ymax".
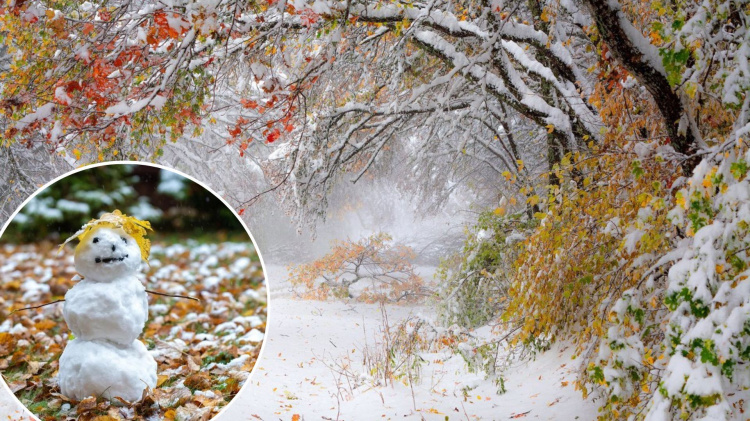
[{"xmin": 0, "ymin": 163, "xmax": 267, "ymax": 420}]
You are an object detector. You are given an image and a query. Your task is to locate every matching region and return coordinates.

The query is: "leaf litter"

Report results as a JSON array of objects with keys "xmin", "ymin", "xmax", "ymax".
[{"xmin": 0, "ymin": 239, "xmax": 266, "ymax": 420}]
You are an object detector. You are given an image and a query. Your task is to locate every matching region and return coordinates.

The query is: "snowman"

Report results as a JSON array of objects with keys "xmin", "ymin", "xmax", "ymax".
[{"xmin": 56, "ymin": 210, "xmax": 157, "ymax": 402}]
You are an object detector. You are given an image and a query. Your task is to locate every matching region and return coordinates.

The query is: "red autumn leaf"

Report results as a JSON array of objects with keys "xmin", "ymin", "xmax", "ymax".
[
  {"xmin": 240, "ymin": 99, "xmax": 258, "ymax": 109},
  {"xmin": 229, "ymin": 125, "xmax": 242, "ymax": 137},
  {"xmin": 238, "ymin": 208, "xmax": 245, "ymax": 216},
  {"xmin": 82, "ymin": 23, "xmax": 95, "ymax": 35},
  {"xmin": 266, "ymin": 127, "xmax": 281, "ymax": 143},
  {"xmin": 300, "ymin": 9, "xmax": 319, "ymax": 28},
  {"xmin": 65, "ymin": 81, "xmax": 82, "ymax": 92}
]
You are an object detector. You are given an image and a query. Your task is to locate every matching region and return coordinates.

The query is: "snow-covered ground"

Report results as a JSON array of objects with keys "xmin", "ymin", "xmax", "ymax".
[
  {"xmin": 220, "ymin": 265, "xmax": 599, "ymax": 420},
  {"xmin": 0, "ymin": 265, "xmax": 598, "ymax": 420}
]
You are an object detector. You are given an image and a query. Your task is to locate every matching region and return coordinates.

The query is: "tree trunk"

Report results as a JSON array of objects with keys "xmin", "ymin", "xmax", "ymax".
[{"xmin": 582, "ymin": 0, "xmax": 699, "ymax": 173}]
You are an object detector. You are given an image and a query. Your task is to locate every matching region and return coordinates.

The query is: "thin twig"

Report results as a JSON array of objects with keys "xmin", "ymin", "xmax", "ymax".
[
  {"xmin": 145, "ymin": 289, "xmax": 200, "ymax": 302},
  {"xmin": 10, "ymin": 299, "xmax": 65, "ymax": 314}
]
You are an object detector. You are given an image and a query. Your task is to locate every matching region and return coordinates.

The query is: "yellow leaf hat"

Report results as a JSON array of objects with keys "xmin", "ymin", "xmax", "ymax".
[{"xmin": 60, "ymin": 210, "xmax": 153, "ymax": 261}]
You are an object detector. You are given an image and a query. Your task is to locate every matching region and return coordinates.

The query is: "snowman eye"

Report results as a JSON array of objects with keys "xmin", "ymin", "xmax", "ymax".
[
  {"xmin": 92, "ymin": 237, "xmax": 99, "ymax": 243},
  {"xmin": 121, "ymin": 237, "xmax": 128, "ymax": 243}
]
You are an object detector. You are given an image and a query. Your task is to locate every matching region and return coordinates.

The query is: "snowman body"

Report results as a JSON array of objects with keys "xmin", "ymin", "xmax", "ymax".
[{"xmin": 58, "ymin": 226, "xmax": 157, "ymax": 402}]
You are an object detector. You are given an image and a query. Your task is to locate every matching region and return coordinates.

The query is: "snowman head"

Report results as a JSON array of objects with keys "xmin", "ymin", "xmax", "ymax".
[
  {"xmin": 74, "ymin": 226, "xmax": 143, "ymax": 281},
  {"xmin": 61, "ymin": 210, "xmax": 153, "ymax": 282}
]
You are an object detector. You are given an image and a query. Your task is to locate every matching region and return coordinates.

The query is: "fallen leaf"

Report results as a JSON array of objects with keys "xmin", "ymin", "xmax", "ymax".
[
  {"xmin": 187, "ymin": 355, "xmax": 201, "ymax": 372},
  {"xmin": 77, "ymin": 396, "xmax": 97, "ymax": 414},
  {"xmin": 157, "ymin": 374, "xmax": 170, "ymax": 387},
  {"xmin": 0, "ymin": 332, "xmax": 17, "ymax": 357},
  {"xmin": 184, "ymin": 372, "xmax": 211, "ymax": 390}
]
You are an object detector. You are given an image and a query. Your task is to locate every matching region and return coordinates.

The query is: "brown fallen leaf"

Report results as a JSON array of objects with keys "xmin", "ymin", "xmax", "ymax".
[
  {"xmin": 184, "ymin": 372, "xmax": 211, "ymax": 390},
  {"xmin": 154, "ymin": 386, "xmax": 192, "ymax": 408},
  {"xmin": 77, "ymin": 396, "xmax": 97, "ymax": 414},
  {"xmin": 0, "ymin": 332, "xmax": 17, "ymax": 357},
  {"xmin": 26, "ymin": 360, "xmax": 46, "ymax": 375},
  {"xmin": 510, "ymin": 410, "xmax": 531, "ymax": 418},
  {"xmin": 91, "ymin": 415, "xmax": 120, "ymax": 421},
  {"xmin": 187, "ymin": 355, "xmax": 201, "ymax": 372},
  {"xmin": 8, "ymin": 380, "xmax": 26, "ymax": 393}
]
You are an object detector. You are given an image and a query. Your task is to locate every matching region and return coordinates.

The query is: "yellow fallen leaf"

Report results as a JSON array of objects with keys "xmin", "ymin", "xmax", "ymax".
[{"xmin": 156, "ymin": 375, "xmax": 169, "ymax": 387}]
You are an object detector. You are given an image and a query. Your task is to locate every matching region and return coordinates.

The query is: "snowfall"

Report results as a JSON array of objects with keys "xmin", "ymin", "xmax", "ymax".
[{"xmin": 0, "ymin": 262, "xmax": 598, "ymax": 420}]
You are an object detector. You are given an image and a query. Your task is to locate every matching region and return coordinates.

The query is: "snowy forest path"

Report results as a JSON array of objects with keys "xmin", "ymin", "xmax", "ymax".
[{"xmin": 213, "ymin": 266, "xmax": 598, "ymax": 420}]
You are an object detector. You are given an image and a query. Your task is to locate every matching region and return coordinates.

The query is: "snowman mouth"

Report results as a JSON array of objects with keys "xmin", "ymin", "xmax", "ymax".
[{"xmin": 95, "ymin": 255, "xmax": 128, "ymax": 264}]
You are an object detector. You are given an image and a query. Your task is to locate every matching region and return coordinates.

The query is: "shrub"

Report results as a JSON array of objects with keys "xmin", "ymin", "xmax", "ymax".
[
  {"xmin": 288, "ymin": 232, "xmax": 426, "ymax": 303},
  {"xmin": 437, "ymin": 210, "xmax": 535, "ymax": 328}
]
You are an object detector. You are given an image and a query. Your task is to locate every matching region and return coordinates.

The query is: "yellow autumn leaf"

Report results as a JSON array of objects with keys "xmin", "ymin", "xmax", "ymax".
[
  {"xmin": 685, "ymin": 83, "xmax": 697, "ymax": 98},
  {"xmin": 60, "ymin": 210, "xmax": 153, "ymax": 261},
  {"xmin": 675, "ymin": 192, "xmax": 686, "ymax": 207},
  {"xmin": 157, "ymin": 375, "xmax": 170, "ymax": 387}
]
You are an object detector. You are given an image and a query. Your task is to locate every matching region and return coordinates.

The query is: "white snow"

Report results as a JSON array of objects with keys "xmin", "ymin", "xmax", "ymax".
[
  {"xmin": 15, "ymin": 103, "xmax": 55, "ymax": 130},
  {"xmin": 57, "ymin": 199, "xmax": 90, "ymax": 214},
  {"xmin": 64, "ymin": 276, "xmax": 148, "ymax": 345},
  {"xmin": 54, "ymin": 86, "xmax": 72, "ymax": 105},
  {"xmin": 213, "ymin": 265, "xmax": 598, "ymax": 419},
  {"xmin": 20, "ymin": 197, "xmax": 63, "ymax": 221},
  {"xmin": 128, "ymin": 198, "xmax": 163, "ymax": 220},
  {"xmin": 57, "ymin": 338, "xmax": 157, "ymax": 402},
  {"xmin": 157, "ymin": 170, "xmax": 187, "ymax": 197}
]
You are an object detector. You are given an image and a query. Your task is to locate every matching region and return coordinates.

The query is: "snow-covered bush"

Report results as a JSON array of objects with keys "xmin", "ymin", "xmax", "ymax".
[
  {"xmin": 587, "ymin": 148, "xmax": 750, "ymax": 420},
  {"xmin": 9, "ymin": 165, "xmax": 138, "ymax": 241},
  {"xmin": 288, "ymin": 233, "xmax": 426, "ymax": 303},
  {"xmin": 437, "ymin": 210, "xmax": 534, "ymax": 328}
]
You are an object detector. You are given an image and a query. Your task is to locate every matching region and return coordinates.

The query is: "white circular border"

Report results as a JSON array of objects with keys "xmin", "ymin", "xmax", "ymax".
[{"xmin": 0, "ymin": 160, "xmax": 273, "ymax": 421}]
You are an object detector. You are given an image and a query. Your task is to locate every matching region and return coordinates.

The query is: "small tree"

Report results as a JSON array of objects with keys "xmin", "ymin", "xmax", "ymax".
[
  {"xmin": 288, "ymin": 233, "xmax": 426, "ymax": 303},
  {"xmin": 437, "ymin": 210, "xmax": 536, "ymax": 328}
]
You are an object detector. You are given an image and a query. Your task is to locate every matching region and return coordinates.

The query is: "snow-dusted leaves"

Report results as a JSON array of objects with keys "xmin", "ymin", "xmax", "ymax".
[{"xmin": 0, "ymin": 239, "xmax": 266, "ymax": 420}]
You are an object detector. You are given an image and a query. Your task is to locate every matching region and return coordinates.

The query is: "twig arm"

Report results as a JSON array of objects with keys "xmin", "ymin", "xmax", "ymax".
[
  {"xmin": 10, "ymin": 299, "xmax": 66, "ymax": 314},
  {"xmin": 145, "ymin": 289, "xmax": 200, "ymax": 302}
]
